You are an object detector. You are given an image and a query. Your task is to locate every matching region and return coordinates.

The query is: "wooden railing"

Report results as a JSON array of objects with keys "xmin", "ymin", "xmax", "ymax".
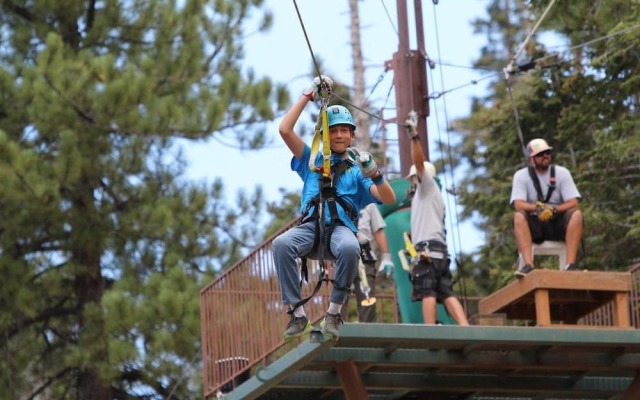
[
  {"xmin": 579, "ymin": 264, "xmax": 640, "ymax": 326},
  {"xmin": 200, "ymin": 220, "xmax": 640, "ymax": 398},
  {"xmin": 200, "ymin": 219, "xmax": 399, "ymax": 398}
]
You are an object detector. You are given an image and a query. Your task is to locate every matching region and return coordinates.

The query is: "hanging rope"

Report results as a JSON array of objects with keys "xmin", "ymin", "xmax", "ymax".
[
  {"xmin": 291, "ymin": 0, "xmax": 334, "ymax": 178},
  {"xmin": 505, "ymin": 79, "xmax": 529, "ymax": 160},
  {"xmin": 503, "ymin": 0, "xmax": 558, "ymax": 160},
  {"xmin": 428, "ymin": 0, "xmax": 469, "ymax": 312},
  {"xmin": 506, "ymin": 0, "xmax": 558, "ymax": 73},
  {"xmin": 292, "ymin": 0, "xmax": 324, "ymax": 81}
]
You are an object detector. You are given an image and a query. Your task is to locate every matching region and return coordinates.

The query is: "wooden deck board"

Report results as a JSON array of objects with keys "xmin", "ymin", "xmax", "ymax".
[{"xmin": 479, "ymin": 270, "xmax": 632, "ymax": 328}]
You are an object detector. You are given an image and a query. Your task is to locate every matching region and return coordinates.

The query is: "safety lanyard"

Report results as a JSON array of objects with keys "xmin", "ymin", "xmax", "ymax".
[{"xmin": 528, "ymin": 164, "xmax": 556, "ymax": 203}]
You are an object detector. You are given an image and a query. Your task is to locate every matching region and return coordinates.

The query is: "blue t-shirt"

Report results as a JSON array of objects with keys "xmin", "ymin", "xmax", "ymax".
[{"xmin": 292, "ymin": 145, "xmax": 379, "ymax": 233}]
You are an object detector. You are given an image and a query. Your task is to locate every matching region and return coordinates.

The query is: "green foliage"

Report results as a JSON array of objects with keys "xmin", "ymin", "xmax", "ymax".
[
  {"xmin": 449, "ymin": 0, "xmax": 640, "ymax": 294},
  {"xmin": 263, "ymin": 188, "xmax": 301, "ymax": 239},
  {"xmin": 0, "ymin": 0, "xmax": 286, "ymax": 398}
]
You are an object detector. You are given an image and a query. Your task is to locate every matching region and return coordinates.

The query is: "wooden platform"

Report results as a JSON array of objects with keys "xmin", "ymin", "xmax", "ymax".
[{"xmin": 479, "ymin": 269, "xmax": 632, "ymax": 328}]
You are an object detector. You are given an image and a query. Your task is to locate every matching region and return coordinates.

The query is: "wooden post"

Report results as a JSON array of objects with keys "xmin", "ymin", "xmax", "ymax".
[
  {"xmin": 335, "ymin": 361, "xmax": 368, "ymax": 400},
  {"xmin": 534, "ymin": 289, "xmax": 550, "ymax": 326},
  {"xmin": 614, "ymin": 292, "xmax": 631, "ymax": 328}
]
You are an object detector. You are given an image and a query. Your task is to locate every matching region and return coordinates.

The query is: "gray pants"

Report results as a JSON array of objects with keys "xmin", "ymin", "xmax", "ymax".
[{"xmin": 272, "ymin": 221, "xmax": 360, "ymax": 307}]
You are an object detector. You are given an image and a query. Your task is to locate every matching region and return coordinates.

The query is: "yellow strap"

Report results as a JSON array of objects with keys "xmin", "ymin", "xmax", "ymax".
[
  {"xmin": 320, "ymin": 108, "xmax": 330, "ymax": 178},
  {"xmin": 309, "ymin": 127, "xmax": 322, "ymax": 172},
  {"xmin": 309, "ymin": 108, "xmax": 331, "ymax": 177},
  {"xmin": 403, "ymin": 232, "xmax": 417, "ymax": 258}
]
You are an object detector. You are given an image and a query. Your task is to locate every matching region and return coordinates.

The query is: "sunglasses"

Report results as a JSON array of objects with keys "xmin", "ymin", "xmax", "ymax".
[{"xmin": 534, "ymin": 150, "xmax": 552, "ymax": 157}]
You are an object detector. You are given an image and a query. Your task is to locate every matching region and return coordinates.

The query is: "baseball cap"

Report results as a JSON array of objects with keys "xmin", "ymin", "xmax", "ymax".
[
  {"xmin": 405, "ymin": 161, "xmax": 436, "ymax": 179},
  {"xmin": 526, "ymin": 138, "xmax": 553, "ymax": 157}
]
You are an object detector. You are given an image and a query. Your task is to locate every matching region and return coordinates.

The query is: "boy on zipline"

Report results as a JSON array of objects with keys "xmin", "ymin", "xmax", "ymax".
[{"xmin": 273, "ymin": 75, "xmax": 395, "ymax": 340}]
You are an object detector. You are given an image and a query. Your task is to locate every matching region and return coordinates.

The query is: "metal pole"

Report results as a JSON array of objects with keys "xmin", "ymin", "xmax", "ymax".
[
  {"xmin": 393, "ymin": 0, "xmax": 413, "ymax": 176},
  {"xmin": 413, "ymin": 0, "xmax": 430, "ymax": 160},
  {"xmin": 393, "ymin": 0, "xmax": 430, "ymax": 177}
]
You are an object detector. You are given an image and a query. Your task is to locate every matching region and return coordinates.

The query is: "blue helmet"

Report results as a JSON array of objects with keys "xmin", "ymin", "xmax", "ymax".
[{"xmin": 323, "ymin": 105, "xmax": 356, "ymax": 132}]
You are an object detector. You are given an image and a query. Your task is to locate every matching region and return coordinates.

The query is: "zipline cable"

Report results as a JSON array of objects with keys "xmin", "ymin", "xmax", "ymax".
[
  {"xmin": 507, "ymin": 0, "xmax": 558, "ymax": 72},
  {"xmin": 292, "ymin": 0, "xmax": 324, "ymax": 83},
  {"xmin": 379, "ymin": 0, "xmax": 399, "ymax": 36},
  {"xmin": 428, "ymin": 72, "xmax": 497, "ymax": 100},
  {"xmin": 291, "ymin": 0, "xmax": 331, "ymax": 175},
  {"xmin": 535, "ymin": 21, "xmax": 640, "ymax": 65},
  {"xmin": 500, "ymin": 7, "xmax": 639, "ymax": 161},
  {"xmin": 428, "ymin": 0, "xmax": 469, "ymax": 310},
  {"xmin": 166, "ymin": 347, "xmax": 202, "ymax": 400},
  {"xmin": 504, "ymin": 0, "xmax": 558, "ymax": 160}
]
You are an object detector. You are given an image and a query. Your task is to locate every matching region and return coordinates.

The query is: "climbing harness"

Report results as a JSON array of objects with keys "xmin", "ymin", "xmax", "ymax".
[
  {"xmin": 360, "ymin": 242, "xmax": 375, "ymax": 263},
  {"xmin": 399, "ymin": 231, "xmax": 451, "ymax": 274},
  {"xmin": 528, "ymin": 164, "xmax": 556, "ymax": 203},
  {"xmin": 308, "ymin": 85, "xmax": 332, "ymax": 175},
  {"xmin": 299, "ymin": 160, "xmax": 358, "ymax": 268},
  {"xmin": 287, "ymin": 159, "xmax": 358, "ymax": 314},
  {"xmin": 414, "ymin": 240, "xmax": 448, "ymax": 257},
  {"xmin": 357, "ymin": 245, "xmax": 376, "ymax": 306}
]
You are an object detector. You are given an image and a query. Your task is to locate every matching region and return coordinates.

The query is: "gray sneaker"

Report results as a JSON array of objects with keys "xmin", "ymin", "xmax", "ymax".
[
  {"xmin": 283, "ymin": 315, "xmax": 311, "ymax": 341},
  {"xmin": 320, "ymin": 313, "xmax": 344, "ymax": 340},
  {"xmin": 565, "ymin": 263, "xmax": 580, "ymax": 271},
  {"xmin": 515, "ymin": 263, "xmax": 534, "ymax": 278}
]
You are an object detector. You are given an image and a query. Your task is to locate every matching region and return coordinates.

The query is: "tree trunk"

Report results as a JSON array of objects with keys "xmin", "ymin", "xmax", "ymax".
[
  {"xmin": 349, "ymin": 0, "xmax": 370, "ymax": 150},
  {"xmin": 73, "ymin": 176, "xmax": 110, "ymax": 400}
]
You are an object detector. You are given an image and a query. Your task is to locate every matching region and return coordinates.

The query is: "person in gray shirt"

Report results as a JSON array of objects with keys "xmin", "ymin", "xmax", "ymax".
[
  {"xmin": 341, "ymin": 203, "xmax": 394, "ymax": 323},
  {"xmin": 510, "ymin": 138, "xmax": 583, "ymax": 277},
  {"xmin": 405, "ymin": 119, "xmax": 469, "ymax": 326}
]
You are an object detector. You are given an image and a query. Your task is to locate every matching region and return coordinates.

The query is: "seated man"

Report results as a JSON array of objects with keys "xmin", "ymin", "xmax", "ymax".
[{"xmin": 510, "ymin": 138, "xmax": 583, "ymax": 277}]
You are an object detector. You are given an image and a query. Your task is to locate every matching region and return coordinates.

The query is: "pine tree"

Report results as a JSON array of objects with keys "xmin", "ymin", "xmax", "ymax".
[{"xmin": 0, "ymin": 1, "xmax": 287, "ymax": 398}]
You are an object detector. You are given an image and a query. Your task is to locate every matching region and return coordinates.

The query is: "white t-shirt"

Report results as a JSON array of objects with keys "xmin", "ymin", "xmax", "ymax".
[
  {"xmin": 410, "ymin": 168, "xmax": 446, "ymax": 259},
  {"xmin": 357, "ymin": 203, "xmax": 386, "ymax": 249},
  {"xmin": 358, "ymin": 203, "xmax": 387, "ymax": 261},
  {"xmin": 510, "ymin": 164, "xmax": 581, "ymax": 206}
]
